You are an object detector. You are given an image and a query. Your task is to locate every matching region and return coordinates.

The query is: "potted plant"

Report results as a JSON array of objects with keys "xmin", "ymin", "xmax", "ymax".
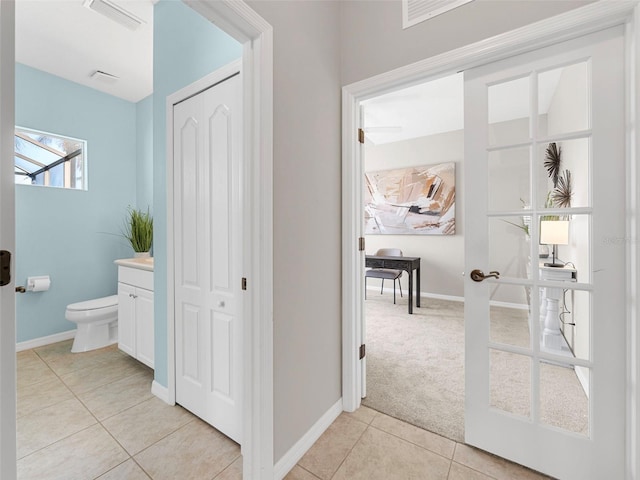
[{"xmin": 123, "ymin": 207, "xmax": 153, "ymax": 257}]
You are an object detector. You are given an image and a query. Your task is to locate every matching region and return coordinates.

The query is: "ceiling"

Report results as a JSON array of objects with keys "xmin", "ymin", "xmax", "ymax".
[
  {"xmin": 16, "ymin": 0, "xmax": 154, "ymax": 103},
  {"xmin": 15, "ymin": 1, "xmax": 563, "ymax": 116},
  {"xmin": 362, "ymin": 73, "xmax": 464, "ymax": 145},
  {"xmin": 362, "ymin": 70, "xmax": 562, "ymax": 145}
]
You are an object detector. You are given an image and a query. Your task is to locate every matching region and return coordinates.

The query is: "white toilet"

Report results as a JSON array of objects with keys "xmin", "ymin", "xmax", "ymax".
[{"xmin": 66, "ymin": 295, "xmax": 118, "ymax": 353}]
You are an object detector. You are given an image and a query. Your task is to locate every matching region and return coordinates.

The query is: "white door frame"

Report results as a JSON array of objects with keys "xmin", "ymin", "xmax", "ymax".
[
  {"xmin": 171, "ymin": 2, "xmax": 273, "ymax": 478},
  {"xmin": 0, "ymin": 1, "xmax": 16, "ymax": 479},
  {"xmin": 342, "ymin": 2, "xmax": 640, "ymax": 477}
]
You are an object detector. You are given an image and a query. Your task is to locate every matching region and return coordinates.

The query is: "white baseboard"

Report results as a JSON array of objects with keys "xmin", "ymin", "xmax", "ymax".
[
  {"xmin": 16, "ymin": 329, "xmax": 77, "ymax": 352},
  {"xmin": 366, "ymin": 286, "xmax": 531, "ymax": 311},
  {"xmin": 488, "ymin": 300, "xmax": 530, "ymax": 310},
  {"xmin": 365, "ymin": 285, "xmax": 464, "ymax": 303},
  {"xmin": 152, "ymin": 380, "xmax": 172, "ymax": 404},
  {"xmin": 273, "ymin": 398, "xmax": 343, "ymax": 480},
  {"xmin": 575, "ymin": 365, "xmax": 590, "ymax": 398},
  {"xmin": 421, "ymin": 291, "xmax": 464, "ymax": 303},
  {"xmin": 366, "ymin": 285, "xmax": 530, "ymax": 310}
]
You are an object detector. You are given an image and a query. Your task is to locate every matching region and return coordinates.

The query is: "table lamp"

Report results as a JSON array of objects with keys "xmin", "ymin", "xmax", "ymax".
[{"xmin": 540, "ymin": 220, "xmax": 569, "ymax": 267}]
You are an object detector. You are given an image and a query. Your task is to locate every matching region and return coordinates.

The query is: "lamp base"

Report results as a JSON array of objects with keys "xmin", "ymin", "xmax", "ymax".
[{"xmin": 544, "ymin": 262, "xmax": 564, "ymax": 268}]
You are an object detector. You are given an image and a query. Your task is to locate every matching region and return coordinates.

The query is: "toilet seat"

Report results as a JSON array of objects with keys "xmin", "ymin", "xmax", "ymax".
[{"xmin": 67, "ymin": 295, "xmax": 118, "ymax": 311}]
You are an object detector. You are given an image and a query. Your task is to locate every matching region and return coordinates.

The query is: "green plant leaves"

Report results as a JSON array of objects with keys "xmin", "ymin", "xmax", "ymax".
[{"xmin": 122, "ymin": 207, "xmax": 153, "ymax": 252}]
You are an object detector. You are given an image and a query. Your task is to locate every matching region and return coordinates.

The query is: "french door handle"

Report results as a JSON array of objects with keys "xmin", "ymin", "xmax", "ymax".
[{"xmin": 470, "ymin": 269, "xmax": 500, "ymax": 282}]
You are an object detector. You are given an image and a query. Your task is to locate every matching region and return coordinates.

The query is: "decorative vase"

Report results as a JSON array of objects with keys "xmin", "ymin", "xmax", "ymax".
[{"xmin": 134, "ymin": 251, "xmax": 151, "ymax": 259}]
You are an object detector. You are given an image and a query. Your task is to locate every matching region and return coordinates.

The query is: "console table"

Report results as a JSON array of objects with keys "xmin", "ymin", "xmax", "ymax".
[
  {"xmin": 365, "ymin": 255, "xmax": 421, "ymax": 314},
  {"xmin": 539, "ymin": 264, "xmax": 577, "ymax": 354}
]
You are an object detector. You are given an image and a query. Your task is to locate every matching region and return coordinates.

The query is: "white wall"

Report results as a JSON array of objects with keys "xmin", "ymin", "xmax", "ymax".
[
  {"xmin": 365, "ymin": 120, "xmax": 532, "ymax": 306},
  {"xmin": 339, "ymin": 0, "xmax": 595, "ymax": 86},
  {"xmin": 365, "ymin": 131, "xmax": 464, "ymax": 299},
  {"xmin": 246, "ymin": 0, "xmax": 343, "ymax": 464},
  {"xmin": 232, "ymin": 0, "xmax": 594, "ymax": 467}
]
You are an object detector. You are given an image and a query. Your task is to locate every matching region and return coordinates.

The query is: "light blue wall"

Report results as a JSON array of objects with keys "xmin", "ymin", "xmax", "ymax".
[
  {"xmin": 153, "ymin": 0, "xmax": 242, "ymax": 386},
  {"xmin": 136, "ymin": 95, "xmax": 153, "ymax": 211},
  {"xmin": 15, "ymin": 63, "xmax": 137, "ymax": 342}
]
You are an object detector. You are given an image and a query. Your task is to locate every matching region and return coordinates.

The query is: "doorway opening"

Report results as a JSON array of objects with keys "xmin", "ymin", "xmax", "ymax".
[
  {"xmin": 343, "ymin": 7, "xmax": 638, "ymax": 477},
  {"xmin": 360, "ymin": 72, "xmax": 466, "ymax": 442},
  {"xmin": 359, "ymin": 64, "xmax": 594, "ymax": 444},
  {"xmin": 10, "ymin": 1, "xmax": 274, "ymax": 478}
]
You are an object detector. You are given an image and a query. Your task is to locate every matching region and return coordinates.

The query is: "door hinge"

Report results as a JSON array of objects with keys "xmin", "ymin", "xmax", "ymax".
[
  {"xmin": 358, "ymin": 128, "xmax": 365, "ymax": 144},
  {"xmin": 359, "ymin": 344, "xmax": 366, "ymax": 360},
  {"xmin": 358, "ymin": 237, "xmax": 365, "ymax": 251},
  {"xmin": 241, "ymin": 277, "xmax": 247, "ymax": 291}
]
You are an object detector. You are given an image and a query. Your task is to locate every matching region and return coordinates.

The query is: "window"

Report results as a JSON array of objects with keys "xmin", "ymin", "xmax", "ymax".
[{"xmin": 14, "ymin": 127, "xmax": 87, "ymax": 190}]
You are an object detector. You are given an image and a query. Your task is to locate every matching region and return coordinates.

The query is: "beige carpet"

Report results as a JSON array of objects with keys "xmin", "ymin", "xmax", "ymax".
[{"xmin": 362, "ymin": 294, "xmax": 589, "ymax": 443}]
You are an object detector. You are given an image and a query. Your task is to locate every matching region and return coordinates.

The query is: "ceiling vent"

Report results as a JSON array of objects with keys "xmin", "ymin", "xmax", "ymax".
[
  {"xmin": 90, "ymin": 70, "xmax": 120, "ymax": 84},
  {"xmin": 402, "ymin": 0, "xmax": 474, "ymax": 29},
  {"xmin": 83, "ymin": 0, "xmax": 145, "ymax": 31}
]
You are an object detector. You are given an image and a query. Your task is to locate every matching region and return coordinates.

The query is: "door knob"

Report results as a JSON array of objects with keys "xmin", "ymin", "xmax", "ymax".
[
  {"xmin": 217, "ymin": 300, "xmax": 225, "ymax": 308},
  {"xmin": 470, "ymin": 269, "xmax": 500, "ymax": 282}
]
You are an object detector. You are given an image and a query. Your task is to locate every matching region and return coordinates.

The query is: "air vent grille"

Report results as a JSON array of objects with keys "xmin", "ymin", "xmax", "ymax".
[
  {"xmin": 403, "ymin": 0, "xmax": 473, "ymax": 29},
  {"xmin": 90, "ymin": 70, "xmax": 120, "ymax": 84},
  {"xmin": 84, "ymin": 0, "xmax": 145, "ymax": 31}
]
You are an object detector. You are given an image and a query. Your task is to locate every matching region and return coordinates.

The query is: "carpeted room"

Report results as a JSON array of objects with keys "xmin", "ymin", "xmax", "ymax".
[
  {"xmin": 362, "ymin": 292, "xmax": 589, "ymax": 443},
  {"xmin": 360, "ymin": 69, "xmax": 591, "ymax": 444}
]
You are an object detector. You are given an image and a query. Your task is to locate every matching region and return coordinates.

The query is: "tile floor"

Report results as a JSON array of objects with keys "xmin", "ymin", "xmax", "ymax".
[
  {"xmin": 17, "ymin": 340, "xmax": 241, "ymax": 480},
  {"xmin": 17, "ymin": 339, "xmax": 551, "ymax": 480},
  {"xmin": 292, "ymin": 407, "xmax": 552, "ymax": 480}
]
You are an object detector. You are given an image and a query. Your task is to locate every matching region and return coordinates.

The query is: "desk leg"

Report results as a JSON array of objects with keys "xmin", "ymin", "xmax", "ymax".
[
  {"xmin": 408, "ymin": 269, "xmax": 413, "ymax": 314},
  {"xmin": 416, "ymin": 266, "xmax": 420, "ymax": 308}
]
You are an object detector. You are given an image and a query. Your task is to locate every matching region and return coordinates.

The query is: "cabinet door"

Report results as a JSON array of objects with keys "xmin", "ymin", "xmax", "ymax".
[
  {"xmin": 135, "ymin": 288, "xmax": 154, "ymax": 369},
  {"xmin": 117, "ymin": 283, "xmax": 136, "ymax": 357}
]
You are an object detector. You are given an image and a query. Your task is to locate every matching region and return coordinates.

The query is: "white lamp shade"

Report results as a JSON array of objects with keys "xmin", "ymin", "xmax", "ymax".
[{"xmin": 540, "ymin": 220, "xmax": 569, "ymax": 245}]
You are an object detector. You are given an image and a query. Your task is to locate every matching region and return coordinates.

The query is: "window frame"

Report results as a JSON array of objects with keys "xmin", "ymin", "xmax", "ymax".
[{"xmin": 14, "ymin": 126, "xmax": 88, "ymax": 190}]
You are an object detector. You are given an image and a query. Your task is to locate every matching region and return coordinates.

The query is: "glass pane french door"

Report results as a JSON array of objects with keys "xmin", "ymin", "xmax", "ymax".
[{"xmin": 464, "ymin": 26, "xmax": 626, "ymax": 480}]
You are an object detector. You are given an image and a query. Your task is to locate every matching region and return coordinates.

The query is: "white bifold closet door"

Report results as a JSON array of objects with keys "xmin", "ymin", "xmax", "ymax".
[{"xmin": 173, "ymin": 71, "xmax": 243, "ymax": 444}]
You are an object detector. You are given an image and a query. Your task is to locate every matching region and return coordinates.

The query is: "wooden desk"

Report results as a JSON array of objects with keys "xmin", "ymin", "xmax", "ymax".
[{"xmin": 365, "ymin": 255, "xmax": 421, "ymax": 314}]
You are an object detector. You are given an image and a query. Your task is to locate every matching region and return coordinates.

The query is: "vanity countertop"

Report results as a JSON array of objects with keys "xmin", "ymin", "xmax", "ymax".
[{"xmin": 115, "ymin": 257, "xmax": 154, "ymax": 272}]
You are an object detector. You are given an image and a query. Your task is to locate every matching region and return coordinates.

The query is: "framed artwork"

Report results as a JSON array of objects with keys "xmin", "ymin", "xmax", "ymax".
[{"xmin": 364, "ymin": 162, "xmax": 455, "ymax": 235}]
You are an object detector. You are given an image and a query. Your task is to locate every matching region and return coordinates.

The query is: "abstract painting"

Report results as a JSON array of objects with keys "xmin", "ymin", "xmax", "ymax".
[{"xmin": 364, "ymin": 162, "xmax": 455, "ymax": 235}]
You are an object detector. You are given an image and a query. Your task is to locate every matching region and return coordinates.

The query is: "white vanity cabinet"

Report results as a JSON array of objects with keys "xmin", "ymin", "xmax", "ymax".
[{"xmin": 115, "ymin": 259, "xmax": 154, "ymax": 369}]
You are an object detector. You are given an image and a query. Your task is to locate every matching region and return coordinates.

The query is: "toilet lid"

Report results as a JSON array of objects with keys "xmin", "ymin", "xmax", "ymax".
[{"xmin": 67, "ymin": 295, "xmax": 118, "ymax": 311}]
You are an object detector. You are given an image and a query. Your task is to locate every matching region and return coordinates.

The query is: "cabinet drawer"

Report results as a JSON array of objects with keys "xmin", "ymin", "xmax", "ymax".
[{"xmin": 118, "ymin": 266, "xmax": 154, "ymax": 291}]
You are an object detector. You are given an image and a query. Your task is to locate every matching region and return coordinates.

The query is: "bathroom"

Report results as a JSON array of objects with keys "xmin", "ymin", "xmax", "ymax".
[
  {"xmin": 14, "ymin": 61, "xmax": 144, "ymax": 350},
  {"xmin": 13, "ymin": 3, "xmax": 245, "ymax": 475},
  {"xmin": 14, "ymin": 0, "xmax": 241, "ymax": 381}
]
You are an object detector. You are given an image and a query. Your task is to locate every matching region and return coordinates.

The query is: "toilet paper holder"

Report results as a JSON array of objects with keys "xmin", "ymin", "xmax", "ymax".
[
  {"xmin": 14, "ymin": 276, "xmax": 51, "ymax": 293},
  {"xmin": 28, "ymin": 276, "xmax": 50, "ymax": 292}
]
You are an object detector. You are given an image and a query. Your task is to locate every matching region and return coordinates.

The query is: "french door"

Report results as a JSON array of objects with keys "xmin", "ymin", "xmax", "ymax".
[
  {"xmin": 464, "ymin": 26, "xmax": 626, "ymax": 479},
  {"xmin": 174, "ymin": 69, "xmax": 243, "ymax": 444}
]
